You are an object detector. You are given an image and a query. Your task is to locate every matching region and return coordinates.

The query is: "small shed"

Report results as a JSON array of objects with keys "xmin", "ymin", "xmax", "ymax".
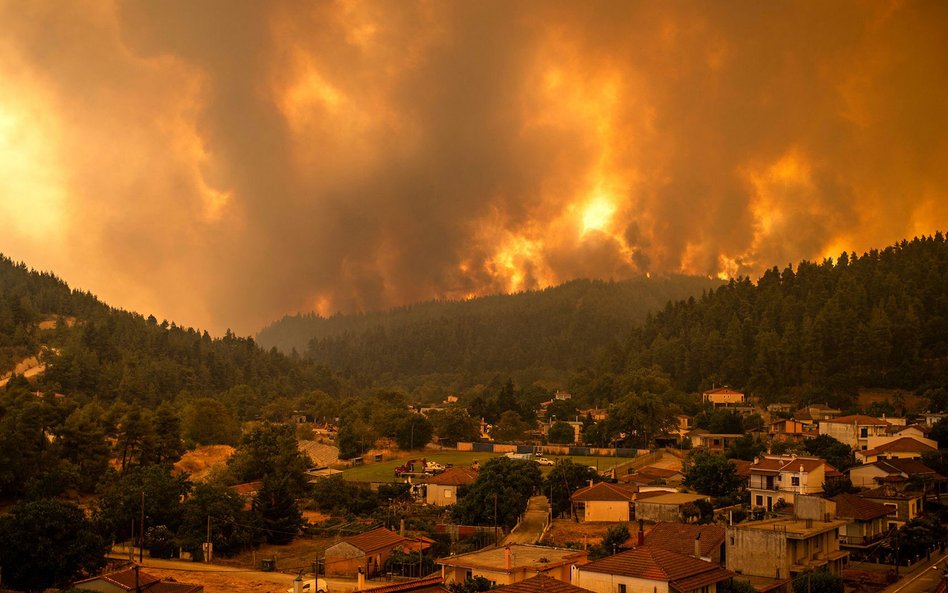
[
  {"xmin": 324, "ymin": 527, "xmax": 409, "ymax": 577},
  {"xmin": 634, "ymin": 492, "xmax": 710, "ymax": 523}
]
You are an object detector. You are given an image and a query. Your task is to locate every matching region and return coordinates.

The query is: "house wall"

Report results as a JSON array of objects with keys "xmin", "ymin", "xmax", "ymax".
[
  {"xmin": 857, "ymin": 450, "xmax": 926, "ymax": 464},
  {"xmin": 635, "ymin": 502, "xmax": 682, "ymax": 523},
  {"xmin": 707, "ymin": 393, "xmax": 744, "ymax": 405},
  {"xmin": 426, "ymin": 484, "xmax": 458, "ymax": 506},
  {"xmin": 324, "ymin": 542, "xmax": 392, "ymax": 577},
  {"xmin": 585, "ymin": 500, "xmax": 631, "ymax": 522},
  {"xmin": 572, "ymin": 569, "xmax": 670, "ymax": 593},
  {"xmin": 849, "ymin": 465, "xmax": 888, "ymax": 488},
  {"xmin": 727, "ymin": 527, "xmax": 789, "ymax": 579}
]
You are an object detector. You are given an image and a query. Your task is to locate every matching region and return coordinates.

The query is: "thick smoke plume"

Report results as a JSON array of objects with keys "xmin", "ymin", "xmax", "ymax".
[{"xmin": 1, "ymin": 1, "xmax": 946, "ymax": 334}]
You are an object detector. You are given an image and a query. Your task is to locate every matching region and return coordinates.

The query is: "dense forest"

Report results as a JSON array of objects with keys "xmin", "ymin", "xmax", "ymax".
[
  {"xmin": 612, "ymin": 234, "xmax": 948, "ymax": 402},
  {"xmin": 0, "ymin": 254, "xmax": 341, "ymax": 410},
  {"xmin": 259, "ymin": 276, "xmax": 721, "ymax": 387},
  {"xmin": 257, "ymin": 235, "xmax": 948, "ymax": 404}
]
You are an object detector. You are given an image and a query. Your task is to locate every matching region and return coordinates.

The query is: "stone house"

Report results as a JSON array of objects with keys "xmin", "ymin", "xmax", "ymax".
[{"xmin": 324, "ymin": 527, "xmax": 410, "ymax": 577}]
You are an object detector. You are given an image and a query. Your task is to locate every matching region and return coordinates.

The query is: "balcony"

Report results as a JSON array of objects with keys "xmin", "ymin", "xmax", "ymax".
[{"xmin": 839, "ymin": 533, "xmax": 885, "ymax": 547}]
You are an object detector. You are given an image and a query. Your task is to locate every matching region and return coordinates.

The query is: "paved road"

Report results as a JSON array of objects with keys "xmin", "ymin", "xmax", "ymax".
[
  {"xmin": 503, "ymin": 496, "xmax": 550, "ymax": 545},
  {"xmin": 879, "ymin": 550, "xmax": 948, "ymax": 593}
]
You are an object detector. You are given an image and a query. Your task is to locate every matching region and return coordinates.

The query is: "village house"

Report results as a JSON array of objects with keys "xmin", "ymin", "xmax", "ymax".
[
  {"xmin": 794, "ymin": 404, "xmax": 842, "ymax": 425},
  {"xmin": 324, "ymin": 527, "xmax": 413, "ymax": 577},
  {"xmin": 437, "ymin": 544, "xmax": 587, "ymax": 586},
  {"xmin": 747, "ymin": 455, "xmax": 834, "ymax": 511},
  {"xmin": 702, "ymin": 387, "xmax": 745, "ymax": 406},
  {"xmin": 831, "ymin": 494, "xmax": 892, "ymax": 559},
  {"xmin": 858, "ymin": 485, "xmax": 924, "ymax": 528},
  {"xmin": 854, "ymin": 436, "xmax": 937, "ymax": 464},
  {"xmin": 572, "ymin": 546, "xmax": 734, "ymax": 593},
  {"xmin": 634, "ymin": 492, "xmax": 711, "ymax": 523},
  {"xmin": 847, "ymin": 458, "xmax": 945, "ymax": 492},
  {"xmin": 570, "ymin": 482, "xmax": 638, "ymax": 522},
  {"xmin": 74, "ymin": 567, "xmax": 202, "ymax": 593},
  {"xmin": 818, "ymin": 415, "xmax": 890, "ymax": 450},
  {"xmin": 419, "ymin": 467, "xmax": 478, "ymax": 506},
  {"xmin": 689, "ymin": 433, "xmax": 744, "ymax": 452},
  {"xmin": 726, "ymin": 496, "xmax": 848, "ymax": 588},
  {"xmin": 768, "ymin": 419, "xmax": 812, "ymax": 444}
]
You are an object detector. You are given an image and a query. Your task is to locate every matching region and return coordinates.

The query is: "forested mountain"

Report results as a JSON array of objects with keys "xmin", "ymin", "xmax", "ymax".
[
  {"xmin": 0, "ymin": 254, "xmax": 340, "ymax": 408},
  {"xmin": 258, "ymin": 276, "xmax": 722, "ymax": 384},
  {"xmin": 613, "ymin": 234, "xmax": 948, "ymax": 402}
]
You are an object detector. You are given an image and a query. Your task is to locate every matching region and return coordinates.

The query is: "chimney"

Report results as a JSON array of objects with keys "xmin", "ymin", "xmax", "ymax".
[
  {"xmin": 400, "ymin": 518, "xmax": 405, "ymax": 536},
  {"xmin": 504, "ymin": 546, "xmax": 512, "ymax": 570},
  {"xmin": 293, "ymin": 575, "xmax": 304, "ymax": 593},
  {"xmin": 588, "ymin": 479, "xmax": 593, "ymax": 488},
  {"xmin": 694, "ymin": 533, "xmax": 702, "ymax": 558},
  {"xmin": 637, "ymin": 519, "xmax": 644, "ymax": 546},
  {"xmin": 753, "ymin": 456, "xmax": 759, "ymax": 464},
  {"xmin": 357, "ymin": 568, "xmax": 365, "ymax": 591}
]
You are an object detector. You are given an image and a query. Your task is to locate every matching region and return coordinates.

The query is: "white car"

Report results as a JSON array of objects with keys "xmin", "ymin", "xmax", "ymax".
[
  {"xmin": 287, "ymin": 579, "xmax": 328, "ymax": 593},
  {"xmin": 533, "ymin": 457, "xmax": 554, "ymax": 466},
  {"xmin": 425, "ymin": 461, "xmax": 445, "ymax": 472}
]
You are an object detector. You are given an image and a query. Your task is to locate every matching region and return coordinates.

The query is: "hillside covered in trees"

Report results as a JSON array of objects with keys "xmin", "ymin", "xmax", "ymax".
[
  {"xmin": 258, "ymin": 276, "xmax": 722, "ymax": 386},
  {"xmin": 611, "ymin": 234, "xmax": 948, "ymax": 404},
  {"xmin": 0, "ymin": 254, "xmax": 341, "ymax": 408}
]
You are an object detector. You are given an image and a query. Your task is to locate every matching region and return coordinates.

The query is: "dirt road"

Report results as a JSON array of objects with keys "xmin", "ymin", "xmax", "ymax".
[{"xmin": 503, "ymin": 496, "xmax": 550, "ymax": 545}]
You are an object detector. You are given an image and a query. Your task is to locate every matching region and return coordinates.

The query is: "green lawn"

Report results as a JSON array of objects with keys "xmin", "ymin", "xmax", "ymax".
[{"xmin": 339, "ymin": 451, "xmax": 632, "ymax": 483}]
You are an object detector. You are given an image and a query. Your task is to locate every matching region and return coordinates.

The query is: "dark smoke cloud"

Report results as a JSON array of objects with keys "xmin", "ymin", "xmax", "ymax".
[{"xmin": 0, "ymin": 0, "xmax": 946, "ymax": 334}]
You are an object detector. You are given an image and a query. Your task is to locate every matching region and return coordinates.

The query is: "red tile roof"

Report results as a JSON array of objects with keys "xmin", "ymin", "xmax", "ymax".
[
  {"xmin": 729, "ymin": 459, "xmax": 752, "ymax": 478},
  {"xmin": 750, "ymin": 456, "xmax": 828, "ymax": 474},
  {"xmin": 339, "ymin": 527, "xmax": 408, "ymax": 553},
  {"xmin": 642, "ymin": 522, "xmax": 725, "ymax": 557},
  {"xmin": 861, "ymin": 437, "xmax": 936, "ymax": 456},
  {"xmin": 495, "ymin": 575, "xmax": 593, "ymax": 593},
  {"xmin": 230, "ymin": 481, "xmax": 263, "ymax": 496},
  {"xmin": 580, "ymin": 546, "xmax": 733, "ymax": 586},
  {"xmin": 832, "ymin": 494, "xmax": 892, "ymax": 520},
  {"xmin": 703, "ymin": 388, "xmax": 743, "ymax": 395},
  {"xmin": 421, "ymin": 467, "xmax": 478, "ymax": 486},
  {"xmin": 75, "ymin": 568, "xmax": 202, "ymax": 593},
  {"xmin": 571, "ymin": 482, "xmax": 638, "ymax": 502}
]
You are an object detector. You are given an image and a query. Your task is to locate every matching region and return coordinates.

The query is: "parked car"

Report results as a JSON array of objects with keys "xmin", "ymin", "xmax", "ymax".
[
  {"xmin": 533, "ymin": 457, "xmax": 554, "ymax": 466},
  {"xmin": 286, "ymin": 578, "xmax": 328, "ymax": 593},
  {"xmin": 425, "ymin": 461, "xmax": 445, "ymax": 472}
]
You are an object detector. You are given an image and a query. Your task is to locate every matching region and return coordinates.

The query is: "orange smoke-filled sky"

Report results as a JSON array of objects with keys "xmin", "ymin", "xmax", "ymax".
[{"xmin": 1, "ymin": 1, "xmax": 946, "ymax": 335}]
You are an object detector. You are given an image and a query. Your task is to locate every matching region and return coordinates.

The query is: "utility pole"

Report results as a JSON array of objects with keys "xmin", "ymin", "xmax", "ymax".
[
  {"xmin": 206, "ymin": 515, "xmax": 212, "ymax": 563},
  {"xmin": 140, "ymin": 491, "xmax": 145, "ymax": 563}
]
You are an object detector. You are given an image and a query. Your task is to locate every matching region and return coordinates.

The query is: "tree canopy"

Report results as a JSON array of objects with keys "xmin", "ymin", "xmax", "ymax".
[{"xmin": 451, "ymin": 457, "xmax": 542, "ymax": 529}]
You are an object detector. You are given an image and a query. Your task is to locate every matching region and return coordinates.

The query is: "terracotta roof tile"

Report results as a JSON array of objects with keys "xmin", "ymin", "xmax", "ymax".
[
  {"xmin": 495, "ymin": 575, "xmax": 593, "ymax": 593},
  {"xmin": 831, "ymin": 494, "xmax": 892, "ymax": 521},
  {"xmin": 861, "ymin": 437, "xmax": 936, "ymax": 456},
  {"xmin": 571, "ymin": 482, "xmax": 637, "ymax": 502},
  {"xmin": 340, "ymin": 527, "xmax": 408, "ymax": 553},
  {"xmin": 580, "ymin": 547, "xmax": 733, "ymax": 585},
  {"xmin": 420, "ymin": 467, "xmax": 478, "ymax": 486},
  {"xmin": 642, "ymin": 523, "xmax": 725, "ymax": 557},
  {"xmin": 75, "ymin": 568, "xmax": 201, "ymax": 593}
]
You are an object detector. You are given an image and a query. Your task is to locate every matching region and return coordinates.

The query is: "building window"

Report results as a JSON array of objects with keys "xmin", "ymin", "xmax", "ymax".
[
  {"xmin": 617, "ymin": 585, "xmax": 626, "ymax": 593},
  {"xmin": 860, "ymin": 427, "xmax": 868, "ymax": 438},
  {"xmin": 791, "ymin": 477, "xmax": 800, "ymax": 487},
  {"xmin": 444, "ymin": 490, "xmax": 452, "ymax": 498},
  {"xmin": 755, "ymin": 495, "xmax": 763, "ymax": 506}
]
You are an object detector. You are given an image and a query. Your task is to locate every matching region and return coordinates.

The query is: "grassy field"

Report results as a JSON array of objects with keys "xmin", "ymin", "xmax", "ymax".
[{"xmin": 339, "ymin": 451, "xmax": 632, "ymax": 483}]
